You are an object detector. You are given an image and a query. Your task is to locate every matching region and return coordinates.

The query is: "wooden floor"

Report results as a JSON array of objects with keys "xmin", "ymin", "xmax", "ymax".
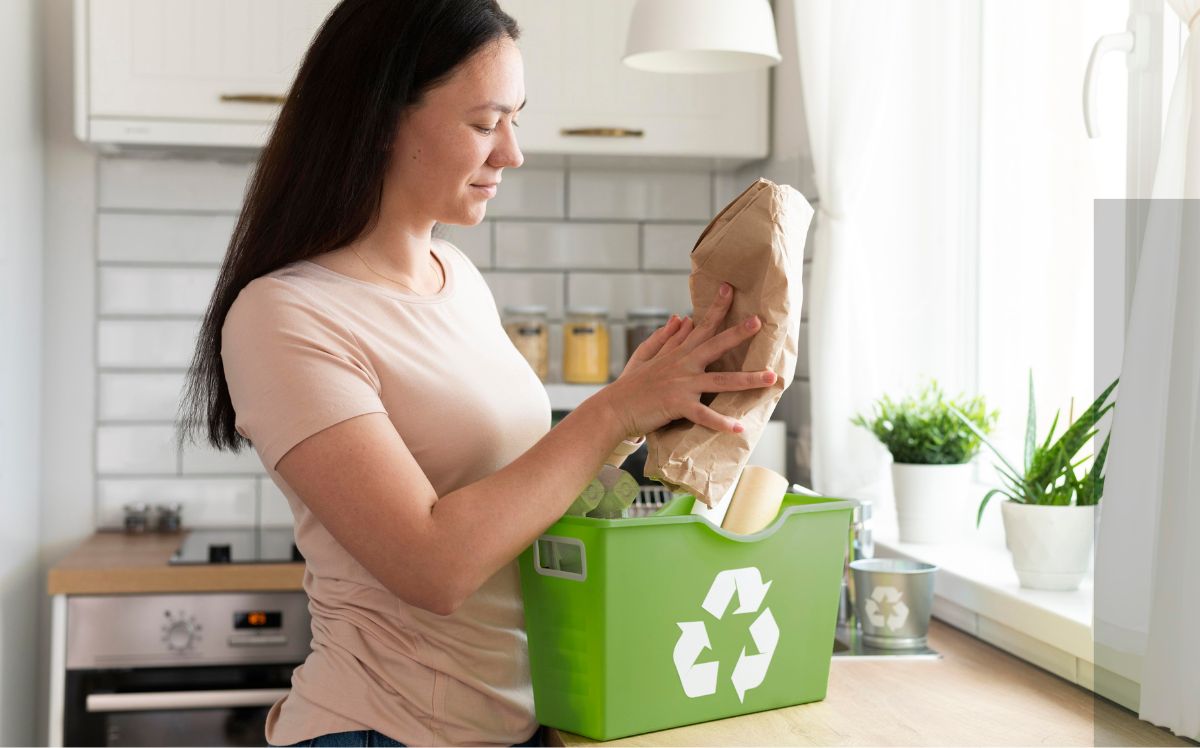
[{"xmin": 548, "ymin": 619, "xmax": 1195, "ymax": 746}]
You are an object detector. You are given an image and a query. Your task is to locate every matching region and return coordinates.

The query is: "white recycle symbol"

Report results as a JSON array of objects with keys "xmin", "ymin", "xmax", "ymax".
[
  {"xmin": 864, "ymin": 585, "xmax": 909, "ymax": 631},
  {"xmin": 672, "ymin": 567, "xmax": 779, "ymax": 703}
]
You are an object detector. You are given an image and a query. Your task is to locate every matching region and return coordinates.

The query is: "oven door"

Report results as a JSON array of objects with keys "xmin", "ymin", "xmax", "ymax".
[{"xmin": 65, "ymin": 663, "xmax": 297, "ymax": 747}]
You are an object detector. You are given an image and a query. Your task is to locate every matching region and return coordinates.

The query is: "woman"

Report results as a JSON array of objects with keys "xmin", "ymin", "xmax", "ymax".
[{"xmin": 178, "ymin": 1, "xmax": 776, "ymax": 745}]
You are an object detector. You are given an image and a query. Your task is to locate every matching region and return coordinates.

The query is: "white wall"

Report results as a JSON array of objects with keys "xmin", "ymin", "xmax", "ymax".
[
  {"xmin": 0, "ymin": 1, "xmax": 45, "ymax": 744},
  {"xmin": 37, "ymin": 0, "xmax": 100, "ymax": 741}
]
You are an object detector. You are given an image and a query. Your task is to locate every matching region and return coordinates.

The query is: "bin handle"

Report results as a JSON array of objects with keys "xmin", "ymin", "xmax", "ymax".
[{"xmin": 533, "ymin": 535, "xmax": 587, "ymax": 582}]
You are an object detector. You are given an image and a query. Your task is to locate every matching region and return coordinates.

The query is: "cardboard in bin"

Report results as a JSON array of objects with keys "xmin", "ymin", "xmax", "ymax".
[{"xmin": 518, "ymin": 492, "xmax": 852, "ymax": 741}]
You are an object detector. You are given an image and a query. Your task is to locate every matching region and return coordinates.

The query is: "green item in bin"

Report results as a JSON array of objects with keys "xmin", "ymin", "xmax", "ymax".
[
  {"xmin": 565, "ymin": 478, "xmax": 604, "ymax": 517},
  {"xmin": 518, "ymin": 492, "xmax": 854, "ymax": 742},
  {"xmin": 586, "ymin": 465, "xmax": 640, "ymax": 519}
]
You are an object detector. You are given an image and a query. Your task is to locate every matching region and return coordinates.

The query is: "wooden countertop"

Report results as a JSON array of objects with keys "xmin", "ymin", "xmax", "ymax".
[
  {"xmin": 547, "ymin": 619, "xmax": 1192, "ymax": 747},
  {"xmin": 47, "ymin": 531, "xmax": 304, "ymax": 595},
  {"xmin": 46, "ymin": 535, "xmax": 1193, "ymax": 746}
]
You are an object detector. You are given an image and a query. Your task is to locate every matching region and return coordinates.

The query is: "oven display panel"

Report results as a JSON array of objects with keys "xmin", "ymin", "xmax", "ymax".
[{"xmin": 234, "ymin": 611, "xmax": 282, "ymax": 629}]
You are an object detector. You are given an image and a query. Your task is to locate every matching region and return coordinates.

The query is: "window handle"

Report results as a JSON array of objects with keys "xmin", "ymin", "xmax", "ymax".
[{"xmin": 1083, "ymin": 13, "xmax": 1149, "ymax": 138}]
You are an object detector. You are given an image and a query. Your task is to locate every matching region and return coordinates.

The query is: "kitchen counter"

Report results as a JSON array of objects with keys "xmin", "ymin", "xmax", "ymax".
[
  {"xmin": 546, "ymin": 619, "xmax": 1191, "ymax": 746},
  {"xmin": 46, "ymin": 535, "xmax": 1190, "ymax": 747},
  {"xmin": 46, "ymin": 530, "xmax": 304, "ymax": 595}
]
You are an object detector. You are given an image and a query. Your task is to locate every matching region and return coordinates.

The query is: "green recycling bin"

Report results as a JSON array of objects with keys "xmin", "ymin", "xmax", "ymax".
[{"xmin": 517, "ymin": 492, "xmax": 854, "ymax": 741}]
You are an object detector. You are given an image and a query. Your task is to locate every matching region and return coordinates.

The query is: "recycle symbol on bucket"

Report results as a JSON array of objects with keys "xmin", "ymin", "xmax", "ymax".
[
  {"xmin": 864, "ymin": 585, "xmax": 910, "ymax": 630},
  {"xmin": 672, "ymin": 567, "xmax": 778, "ymax": 703}
]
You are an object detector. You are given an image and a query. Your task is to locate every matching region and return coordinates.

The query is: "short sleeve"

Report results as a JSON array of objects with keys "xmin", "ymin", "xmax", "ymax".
[{"xmin": 221, "ymin": 277, "xmax": 387, "ymax": 472}]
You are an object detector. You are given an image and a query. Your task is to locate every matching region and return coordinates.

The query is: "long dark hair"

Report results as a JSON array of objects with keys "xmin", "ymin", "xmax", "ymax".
[{"xmin": 177, "ymin": 0, "xmax": 520, "ymax": 453}]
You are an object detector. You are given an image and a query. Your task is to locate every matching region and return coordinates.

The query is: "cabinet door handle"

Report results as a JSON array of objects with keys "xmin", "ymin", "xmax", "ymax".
[
  {"xmin": 220, "ymin": 94, "xmax": 286, "ymax": 105},
  {"xmin": 560, "ymin": 127, "xmax": 644, "ymax": 138}
]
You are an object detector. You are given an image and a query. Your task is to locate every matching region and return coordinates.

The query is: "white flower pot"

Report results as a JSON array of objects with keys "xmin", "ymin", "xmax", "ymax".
[
  {"xmin": 1000, "ymin": 501, "xmax": 1095, "ymax": 590},
  {"xmin": 891, "ymin": 462, "xmax": 973, "ymax": 544}
]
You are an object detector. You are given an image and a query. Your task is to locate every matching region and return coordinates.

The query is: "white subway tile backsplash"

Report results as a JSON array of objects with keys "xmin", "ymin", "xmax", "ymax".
[
  {"xmin": 99, "ymin": 157, "xmax": 252, "ymax": 211},
  {"xmin": 97, "ymin": 478, "xmax": 258, "ymax": 529},
  {"xmin": 84, "ymin": 155, "xmax": 816, "ymax": 531},
  {"xmin": 439, "ymin": 222, "xmax": 492, "ymax": 268},
  {"xmin": 98, "ymin": 212, "xmax": 236, "ymax": 263},
  {"xmin": 495, "ymin": 222, "xmax": 638, "ymax": 270},
  {"xmin": 100, "ymin": 267, "xmax": 219, "ymax": 315},
  {"xmin": 99, "ymin": 319, "xmax": 201, "ymax": 368},
  {"xmin": 568, "ymin": 170, "xmax": 712, "ymax": 220},
  {"xmin": 779, "ymin": 379, "xmax": 812, "ymax": 485},
  {"xmin": 481, "ymin": 271, "xmax": 566, "ymax": 318},
  {"xmin": 99, "ymin": 372, "xmax": 186, "ymax": 421},
  {"xmin": 97, "ymin": 425, "xmax": 178, "ymax": 475},
  {"xmin": 487, "ymin": 168, "xmax": 566, "ymax": 218},
  {"xmin": 713, "ymin": 172, "xmax": 740, "ymax": 215},
  {"xmin": 642, "ymin": 223, "xmax": 705, "ymax": 271},
  {"xmin": 258, "ymin": 479, "xmax": 295, "ymax": 528},
  {"xmin": 181, "ymin": 439, "xmax": 266, "ymax": 475},
  {"xmin": 565, "ymin": 272, "xmax": 691, "ymax": 320}
]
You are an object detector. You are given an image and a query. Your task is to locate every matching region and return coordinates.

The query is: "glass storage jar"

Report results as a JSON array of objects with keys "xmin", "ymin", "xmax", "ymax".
[
  {"xmin": 624, "ymin": 307, "xmax": 671, "ymax": 363},
  {"xmin": 563, "ymin": 307, "xmax": 610, "ymax": 384},
  {"xmin": 155, "ymin": 503, "xmax": 183, "ymax": 533},
  {"xmin": 503, "ymin": 305, "xmax": 549, "ymax": 381},
  {"xmin": 123, "ymin": 502, "xmax": 151, "ymax": 534}
]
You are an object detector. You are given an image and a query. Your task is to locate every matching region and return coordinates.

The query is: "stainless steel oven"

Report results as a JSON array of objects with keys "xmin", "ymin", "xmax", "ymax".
[{"xmin": 64, "ymin": 592, "xmax": 311, "ymax": 747}]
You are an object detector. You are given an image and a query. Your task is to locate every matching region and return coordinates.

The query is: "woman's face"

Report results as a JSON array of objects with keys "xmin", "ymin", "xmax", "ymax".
[{"xmin": 387, "ymin": 36, "xmax": 526, "ymax": 227}]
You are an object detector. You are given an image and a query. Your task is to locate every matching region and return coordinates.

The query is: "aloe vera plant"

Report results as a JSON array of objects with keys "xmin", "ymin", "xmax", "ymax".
[{"xmin": 949, "ymin": 372, "xmax": 1119, "ymax": 528}]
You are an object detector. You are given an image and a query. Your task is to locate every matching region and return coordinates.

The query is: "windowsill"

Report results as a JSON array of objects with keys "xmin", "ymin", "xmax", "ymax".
[{"xmin": 864, "ymin": 484, "xmax": 1096, "ymax": 691}]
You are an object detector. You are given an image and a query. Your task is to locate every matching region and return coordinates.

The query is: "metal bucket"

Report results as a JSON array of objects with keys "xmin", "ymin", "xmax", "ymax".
[{"xmin": 849, "ymin": 558, "xmax": 938, "ymax": 649}]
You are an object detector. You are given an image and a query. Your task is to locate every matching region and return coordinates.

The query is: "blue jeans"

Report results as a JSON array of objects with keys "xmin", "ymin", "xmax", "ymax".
[{"xmin": 288, "ymin": 725, "xmax": 544, "ymax": 747}]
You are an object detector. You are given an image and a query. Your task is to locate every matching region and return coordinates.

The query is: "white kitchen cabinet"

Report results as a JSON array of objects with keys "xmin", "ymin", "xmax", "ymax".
[
  {"xmin": 76, "ymin": 0, "xmax": 336, "ymax": 147},
  {"xmin": 76, "ymin": 0, "xmax": 768, "ymax": 161},
  {"xmin": 501, "ymin": 0, "xmax": 768, "ymax": 160}
]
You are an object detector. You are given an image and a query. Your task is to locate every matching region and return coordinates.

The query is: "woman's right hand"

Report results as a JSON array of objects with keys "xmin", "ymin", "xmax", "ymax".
[{"xmin": 598, "ymin": 281, "xmax": 777, "ymax": 439}]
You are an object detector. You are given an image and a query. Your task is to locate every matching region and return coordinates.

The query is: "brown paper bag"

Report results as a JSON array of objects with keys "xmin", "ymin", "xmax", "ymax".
[{"xmin": 643, "ymin": 178, "xmax": 814, "ymax": 507}]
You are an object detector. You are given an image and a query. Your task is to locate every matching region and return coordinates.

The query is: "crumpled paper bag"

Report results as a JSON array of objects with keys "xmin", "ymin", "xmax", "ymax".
[{"xmin": 643, "ymin": 178, "xmax": 814, "ymax": 507}]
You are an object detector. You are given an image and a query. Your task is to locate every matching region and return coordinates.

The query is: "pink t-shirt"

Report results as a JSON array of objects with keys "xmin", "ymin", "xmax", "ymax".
[{"xmin": 221, "ymin": 238, "xmax": 551, "ymax": 746}]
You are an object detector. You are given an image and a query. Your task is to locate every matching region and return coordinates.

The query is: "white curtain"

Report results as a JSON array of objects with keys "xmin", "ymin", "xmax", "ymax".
[
  {"xmin": 1094, "ymin": 0, "xmax": 1199, "ymax": 739},
  {"xmin": 793, "ymin": 0, "xmax": 898, "ymax": 499}
]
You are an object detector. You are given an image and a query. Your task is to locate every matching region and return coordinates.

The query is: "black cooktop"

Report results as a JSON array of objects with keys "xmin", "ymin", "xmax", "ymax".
[{"xmin": 169, "ymin": 528, "xmax": 303, "ymax": 565}]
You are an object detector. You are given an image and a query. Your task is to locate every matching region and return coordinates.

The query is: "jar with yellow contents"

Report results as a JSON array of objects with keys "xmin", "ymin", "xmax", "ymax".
[{"xmin": 562, "ymin": 306, "xmax": 611, "ymax": 384}]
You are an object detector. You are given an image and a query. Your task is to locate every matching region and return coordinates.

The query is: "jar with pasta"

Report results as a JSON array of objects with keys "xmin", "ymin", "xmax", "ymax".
[
  {"xmin": 563, "ymin": 306, "xmax": 610, "ymax": 384},
  {"xmin": 503, "ymin": 304, "xmax": 549, "ymax": 381}
]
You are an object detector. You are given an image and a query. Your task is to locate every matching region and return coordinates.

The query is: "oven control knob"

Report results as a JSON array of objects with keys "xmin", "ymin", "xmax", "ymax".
[{"xmin": 163, "ymin": 619, "xmax": 198, "ymax": 652}]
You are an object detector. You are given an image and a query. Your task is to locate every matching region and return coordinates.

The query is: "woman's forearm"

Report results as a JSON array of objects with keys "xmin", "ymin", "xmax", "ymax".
[{"xmin": 429, "ymin": 392, "xmax": 628, "ymax": 612}]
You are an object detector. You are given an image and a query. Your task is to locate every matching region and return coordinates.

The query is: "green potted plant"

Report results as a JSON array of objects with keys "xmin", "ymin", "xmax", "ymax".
[
  {"xmin": 852, "ymin": 379, "xmax": 998, "ymax": 544},
  {"xmin": 950, "ymin": 372, "xmax": 1119, "ymax": 590}
]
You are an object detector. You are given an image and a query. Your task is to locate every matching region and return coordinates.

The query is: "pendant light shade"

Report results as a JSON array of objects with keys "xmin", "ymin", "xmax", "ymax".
[{"xmin": 623, "ymin": 0, "xmax": 782, "ymax": 74}]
